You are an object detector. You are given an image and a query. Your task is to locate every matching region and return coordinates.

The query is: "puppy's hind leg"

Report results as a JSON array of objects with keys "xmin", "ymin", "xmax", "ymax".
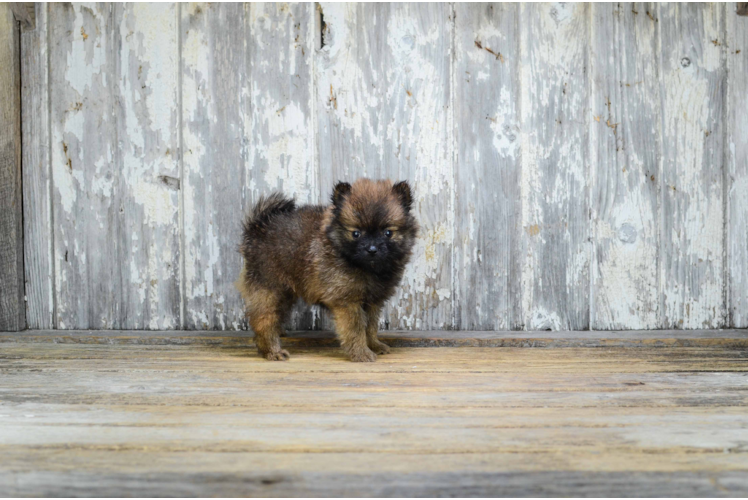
[
  {"xmin": 242, "ymin": 284, "xmax": 293, "ymax": 361},
  {"xmin": 250, "ymin": 311, "xmax": 290, "ymax": 361}
]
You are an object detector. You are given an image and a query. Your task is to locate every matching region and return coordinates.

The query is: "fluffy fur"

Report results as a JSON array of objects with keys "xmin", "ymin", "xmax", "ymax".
[{"xmin": 238, "ymin": 179, "xmax": 418, "ymax": 362}]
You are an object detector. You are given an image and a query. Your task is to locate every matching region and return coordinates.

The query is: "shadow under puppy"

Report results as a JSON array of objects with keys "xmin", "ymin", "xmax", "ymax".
[{"xmin": 238, "ymin": 179, "xmax": 418, "ymax": 362}]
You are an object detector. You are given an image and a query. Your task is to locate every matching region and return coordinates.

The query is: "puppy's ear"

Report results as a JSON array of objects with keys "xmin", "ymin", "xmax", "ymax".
[
  {"xmin": 392, "ymin": 181, "xmax": 413, "ymax": 212},
  {"xmin": 332, "ymin": 181, "xmax": 352, "ymax": 207}
]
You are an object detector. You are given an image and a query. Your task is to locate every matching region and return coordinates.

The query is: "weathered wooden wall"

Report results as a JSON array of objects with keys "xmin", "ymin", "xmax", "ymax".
[{"xmin": 19, "ymin": 2, "xmax": 748, "ymax": 331}]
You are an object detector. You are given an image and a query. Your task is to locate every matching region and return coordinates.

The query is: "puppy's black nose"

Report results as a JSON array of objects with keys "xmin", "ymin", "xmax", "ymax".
[{"xmin": 367, "ymin": 245, "xmax": 378, "ymax": 255}]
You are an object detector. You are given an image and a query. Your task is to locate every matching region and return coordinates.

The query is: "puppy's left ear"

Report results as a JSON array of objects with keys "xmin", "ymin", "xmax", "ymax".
[
  {"xmin": 392, "ymin": 181, "xmax": 413, "ymax": 212},
  {"xmin": 332, "ymin": 181, "xmax": 352, "ymax": 207}
]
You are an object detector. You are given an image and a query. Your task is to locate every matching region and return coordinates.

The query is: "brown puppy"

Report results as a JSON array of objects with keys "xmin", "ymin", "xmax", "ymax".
[{"xmin": 238, "ymin": 179, "xmax": 418, "ymax": 362}]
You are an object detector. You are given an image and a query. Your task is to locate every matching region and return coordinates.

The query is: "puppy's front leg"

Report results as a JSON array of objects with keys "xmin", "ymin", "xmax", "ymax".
[
  {"xmin": 364, "ymin": 304, "xmax": 390, "ymax": 355},
  {"xmin": 332, "ymin": 304, "xmax": 376, "ymax": 362}
]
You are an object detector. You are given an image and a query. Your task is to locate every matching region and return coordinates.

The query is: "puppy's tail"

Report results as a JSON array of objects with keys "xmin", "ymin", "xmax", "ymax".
[{"xmin": 243, "ymin": 193, "xmax": 296, "ymax": 235}]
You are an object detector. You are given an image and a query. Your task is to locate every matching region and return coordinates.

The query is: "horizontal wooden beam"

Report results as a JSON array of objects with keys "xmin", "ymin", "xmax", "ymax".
[
  {"xmin": 3, "ymin": 329, "xmax": 748, "ymax": 349},
  {"xmin": 10, "ymin": 2, "xmax": 34, "ymax": 29},
  {"xmin": 738, "ymin": 3, "xmax": 748, "ymax": 16}
]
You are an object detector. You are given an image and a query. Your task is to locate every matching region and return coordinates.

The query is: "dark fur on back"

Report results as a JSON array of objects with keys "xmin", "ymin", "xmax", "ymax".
[{"xmin": 238, "ymin": 178, "xmax": 418, "ymax": 362}]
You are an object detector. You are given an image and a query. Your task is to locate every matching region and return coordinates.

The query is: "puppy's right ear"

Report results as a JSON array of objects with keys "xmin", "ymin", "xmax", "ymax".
[
  {"xmin": 332, "ymin": 182, "xmax": 352, "ymax": 207},
  {"xmin": 392, "ymin": 180, "xmax": 413, "ymax": 212}
]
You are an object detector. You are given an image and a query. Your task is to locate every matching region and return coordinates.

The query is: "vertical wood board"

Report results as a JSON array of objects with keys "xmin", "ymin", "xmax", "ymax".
[
  {"xmin": 0, "ymin": 3, "xmax": 26, "ymax": 331},
  {"xmin": 182, "ymin": 3, "xmax": 315, "ymax": 330},
  {"xmin": 727, "ymin": 5, "xmax": 748, "ymax": 328},
  {"xmin": 589, "ymin": 3, "xmax": 660, "ymax": 330},
  {"xmin": 658, "ymin": 3, "xmax": 726, "ymax": 329},
  {"xmin": 48, "ymin": 3, "xmax": 181, "ymax": 329},
  {"xmin": 49, "ymin": 3, "xmax": 119, "ymax": 329},
  {"xmin": 453, "ymin": 3, "xmax": 522, "ymax": 330},
  {"xmin": 519, "ymin": 3, "xmax": 590, "ymax": 331},
  {"xmin": 115, "ymin": 3, "xmax": 181, "ymax": 329},
  {"xmin": 246, "ymin": 3, "xmax": 317, "ymax": 330},
  {"xmin": 181, "ymin": 3, "xmax": 249, "ymax": 330},
  {"xmin": 21, "ymin": 3, "xmax": 53, "ymax": 329},
  {"xmin": 316, "ymin": 3, "xmax": 454, "ymax": 330}
]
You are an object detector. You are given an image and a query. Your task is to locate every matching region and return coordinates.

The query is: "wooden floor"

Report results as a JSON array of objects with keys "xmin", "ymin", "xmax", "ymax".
[{"xmin": 1, "ymin": 332, "xmax": 748, "ymax": 497}]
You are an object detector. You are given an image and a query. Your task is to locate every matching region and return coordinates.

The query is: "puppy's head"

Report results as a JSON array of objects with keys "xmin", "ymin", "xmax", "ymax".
[{"xmin": 327, "ymin": 179, "xmax": 418, "ymax": 275}]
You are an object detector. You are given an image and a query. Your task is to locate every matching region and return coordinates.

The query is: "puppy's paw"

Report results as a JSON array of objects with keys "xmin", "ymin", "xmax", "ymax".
[
  {"xmin": 348, "ymin": 348, "xmax": 377, "ymax": 362},
  {"xmin": 262, "ymin": 349, "xmax": 290, "ymax": 361},
  {"xmin": 368, "ymin": 340, "xmax": 391, "ymax": 355}
]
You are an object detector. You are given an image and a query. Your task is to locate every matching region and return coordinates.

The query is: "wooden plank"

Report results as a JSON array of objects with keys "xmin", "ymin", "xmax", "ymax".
[
  {"xmin": 3, "ymin": 329, "xmax": 748, "ymax": 349},
  {"xmin": 48, "ymin": 4, "xmax": 181, "ymax": 329},
  {"xmin": 519, "ymin": 4, "xmax": 590, "ymax": 330},
  {"xmin": 182, "ymin": 3, "xmax": 315, "ymax": 330},
  {"xmin": 316, "ymin": 3, "xmax": 454, "ymax": 330},
  {"xmin": 246, "ymin": 3, "xmax": 317, "ymax": 330},
  {"xmin": 114, "ymin": 4, "xmax": 181, "ymax": 329},
  {"xmin": 453, "ymin": 4, "xmax": 521, "ymax": 330},
  {"xmin": 727, "ymin": 4, "xmax": 748, "ymax": 327},
  {"xmin": 21, "ymin": 3, "xmax": 53, "ymax": 329},
  {"xmin": 181, "ymin": 3, "xmax": 247, "ymax": 330},
  {"xmin": 0, "ymin": 343, "xmax": 747, "ymax": 496},
  {"xmin": 589, "ymin": 3, "xmax": 660, "ymax": 330},
  {"xmin": 658, "ymin": 4, "xmax": 726, "ymax": 329},
  {"xmin": 4, "ymin": 352, "xmax": 748, "ymax": 393},
  {"xmin": 1, "ymin": 470, "xmax": 746, "ymax": 498},
  {"xmin": 49, "ymin": 3, "xmax": 120, "ymax": 329},
  {"xmin": 0, "ymin": 4, "xmax": 25, "ymax": 331},
  {"xmin": 3, "ymin": 343, "xmax": 748, "ymax": 375},
  {"xmin": 10, "ymin": 2, "xmax": 34, "ymax": 29}
]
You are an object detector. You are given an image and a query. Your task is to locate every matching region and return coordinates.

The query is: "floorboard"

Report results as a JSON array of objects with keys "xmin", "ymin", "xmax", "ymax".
[{"xmin": 1, "ymin": 338, "xmax": 747, "ymax": 496}]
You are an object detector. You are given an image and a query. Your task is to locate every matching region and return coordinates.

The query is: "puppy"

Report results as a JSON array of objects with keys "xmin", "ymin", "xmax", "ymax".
[{"xmin": 238, "ymin": 179, "xmax": 418, "ymax": 362}]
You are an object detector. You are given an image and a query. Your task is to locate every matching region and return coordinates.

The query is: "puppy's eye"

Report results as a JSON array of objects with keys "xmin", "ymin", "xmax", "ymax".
[
  {"xmin": 385, "ymin": 230, "xmax": 393, "ymax": 238},
  {"xmin": 352, "ymin": 230, "xmax": 361, "ymax": 239}
]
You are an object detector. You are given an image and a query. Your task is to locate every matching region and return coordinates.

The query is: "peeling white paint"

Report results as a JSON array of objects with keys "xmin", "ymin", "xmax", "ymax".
[
  {"xmin": 132, "ymin": 179, "xmax": 177, "ymax": 227},
  {"xmin": 64, "ymin": 4, "xmax": 107, "ymax": 97},
  {"xmin": 490, "ymin": 87, "xmax": 519, "ymax": 160},
  {"xmin": 181, "ymin": 12, "xmax": 210, "ymax": 310},
  {"xmin": 317, "ymin": 4, "xmax": 382, "ymax": 150},
  {"xmin": 255, "ymin": 99, "xmax": 315, "ymax": 202},
  {"xmin": 528, "ymin": 307, "xmax": 563, "ymax": 331}
]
